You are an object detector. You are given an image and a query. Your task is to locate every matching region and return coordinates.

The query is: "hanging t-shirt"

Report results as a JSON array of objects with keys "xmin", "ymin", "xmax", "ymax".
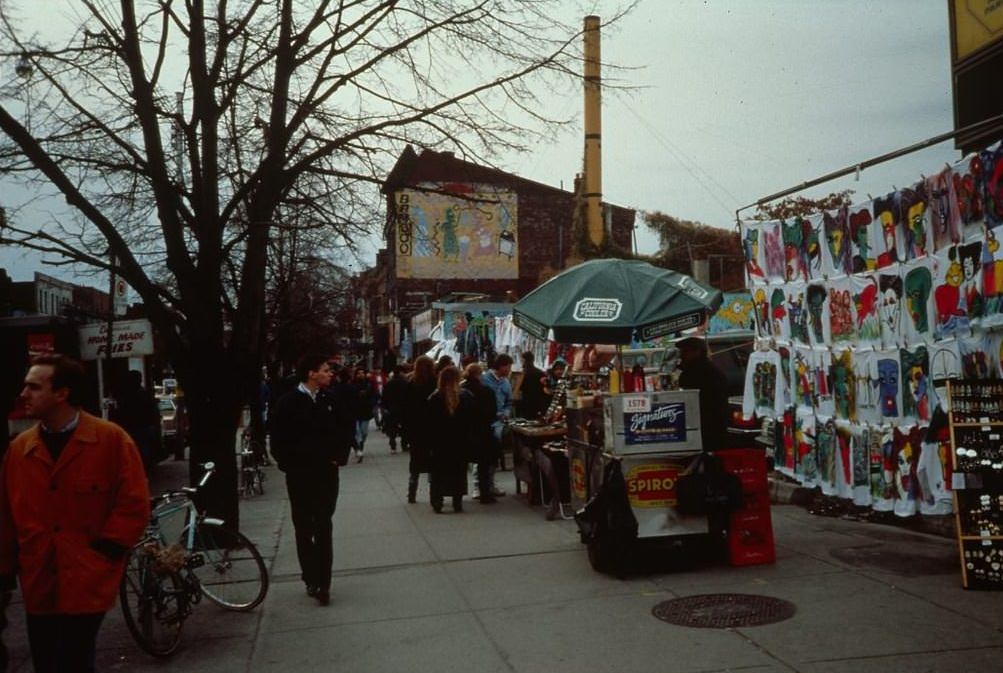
[
  {"xmin": 834, "ymin": 419, "xmax": 855, "ymax": 499},
  {"xmin": 925, "ymin": 167, "xmax": 961, "ymax": 253},
  {"xmin": 873, "ymin": 192, "xmax": 900, "ymax": 269},
  {"xmin": 815, "ymin": 415, "xmax": 838, "ymax": 496},
  {"xmin": 869, "ymin": 425, "xmax": 896, "ymax": 512},
  {"xmin": 751, "ymin": 287, "xmax": 772, "ymax": 339},
  {"xmin": 982, "ymin": 143, "xmax": 1003, "ymax": 228},
  {"xmin": 828, "ymin": 276, "xmax": 857, "ymax": 346},
  {"xmin": 929, "ymin": 338, "xmax": 963, "ymax": 381},
  {"xmin": 900, "ymin": 345, "xmax": 934, "ymax": 424},
  {"xmin": 742, "ymin": 221, "xmax": 767, "ymax": 284},
  {"xmin": 743, "ymin": 349, "xmax": 786, "ymax": 419},
  {"xmin": 918, "ymin": 433, "xmax": 953, "ymax": 516},
  {"xmin": 953, "ymin": 153, "xmax": 987, "ymax": 243},
  {"xmin": 873, "ymin": 348, "xmax": 902, "ymax": 424},
  {"xmin": 878, "ymin": 270, "xmax": 905, "ymax": 348},
  {"xmin": 957, "ymin": 239, "xmax": 985, "ymax": 326},
  {"xmin": 891, "ymin": 424, "xmax": 924, "ymax": 517},
  {"xmin": 849, "ymin": 201, "xmax": 878, "ymax": 273},
  {"xmin": 897, "ymin": 183, "xmax": 931, "ymax": 262},
  {"xmin": 785, "ymin": 282, "xmax": 810, "ymax": 345},
  {"xmin": 981, "ymin": 224, "xmax": 1003, "ymax": 327},
  {"xmin": 901, "ymin": 257, "xmax": 936, "ymax": 345},
  {"xmin": 761, "ymin": 220, "xmax": 786, "ymax": 283},
  {"xmin": 989, "ymin": 331, "xmax": 1003, "ymax": 378},
  {"xmin": 932, "ymin": 245, "xmax": 969, "ymax": 338},
  {"xmin": 854, "ymin": 350, "xmax": 882, "ymax": 425},
  {"xmin": 781, "ymin": 217, "xmax": 808, "ymax": 283},
  {"xmin": 852, "ymin": 274, "xmax": 882, "ymax": 348},
  {"xmin": 806, "ymin": 281, "xmax": 831, "ymax": 347},
  {"xmin": 959, "ymin": 331, "xmax": 993, "ymax": 379},
  {"xmin": 803, "ymin": 213, "xmax": 825, "ymax": 281},
  {"xmin": 830, "ymin": 348, "xmax": 856, "ymax": 422},
  {"xmin": 795, "ymin": 407, "xmax": 817, "ymax": 486},
  {"xmin": 852, "ymin": 424, "xmax": 875, "ymax": 507},
  {"xmin": 770, "ymin": 285, "xmax": 790, "ymax": 343},
  {"xmin": 821, "ymin": 206, "xmax": 852, "ymax": 278}
]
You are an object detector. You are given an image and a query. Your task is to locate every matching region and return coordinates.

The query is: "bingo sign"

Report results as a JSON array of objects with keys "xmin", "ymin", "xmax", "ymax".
[
  {"xmin": 622, "ymin": 396, "xmax": 686, "ymax": 445},
  {"xmin": 625, "ymin": 463, "xmax": 680, "ymax": 508}
]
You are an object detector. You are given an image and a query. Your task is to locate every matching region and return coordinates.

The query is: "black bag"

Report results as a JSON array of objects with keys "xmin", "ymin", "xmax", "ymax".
[{"xmin": 675, "ymin": 452, "xmax": 744, "ymax": 516}]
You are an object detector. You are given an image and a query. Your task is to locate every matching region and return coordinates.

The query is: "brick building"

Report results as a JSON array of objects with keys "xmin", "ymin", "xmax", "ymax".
[{"xmin": 367, "ymin": 146, "xmax": 635, "ymax": 362}]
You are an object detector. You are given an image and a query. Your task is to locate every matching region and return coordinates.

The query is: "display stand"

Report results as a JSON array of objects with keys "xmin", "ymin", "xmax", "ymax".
[{"xmin": 946, "ymin": 380, "xmax": 1003, "ymax": 590}]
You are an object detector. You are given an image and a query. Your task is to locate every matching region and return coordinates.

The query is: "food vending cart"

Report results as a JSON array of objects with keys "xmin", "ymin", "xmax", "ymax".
[{"xmin": 565, "ymin": 389, "xmax": 709, "ymax": 571}]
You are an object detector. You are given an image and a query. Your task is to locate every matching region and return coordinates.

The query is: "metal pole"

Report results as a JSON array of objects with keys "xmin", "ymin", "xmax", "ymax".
[{"xmin": 583, "ymin": 15, "xmax": 603, "ymax": 248}]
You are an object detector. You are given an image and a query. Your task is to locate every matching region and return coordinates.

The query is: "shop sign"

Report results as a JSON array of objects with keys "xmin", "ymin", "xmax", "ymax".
[
  {"xmin": 571, "ymin": 457, "xmax": 587, "ymax": 501},
  {"xmin": 624, "ymin": 401, "xmax": 686, "ymax": 445},
  {"xmin": 573, "ymin": 298, "xmax": 622, "ymax": 322},
  {"xmin": 78, "ymin": 319, "xmax": 155, "ymax": 360},
  {"xmin": 26, "ymin": 333, "xmax": 55, "ymax": 357},
  {"xmin": 625, "ymin": 464, "xmax": 679, "ymax": 508}
]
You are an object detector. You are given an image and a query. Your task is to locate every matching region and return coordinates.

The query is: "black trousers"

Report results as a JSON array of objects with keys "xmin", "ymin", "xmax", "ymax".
[
  {"xmin": 26, "ymin": 612, "xmax": 105, "ymax": 673},
  {"xmin": 285, "ymin": 465, "xmax": 340, "ymax": 591}
]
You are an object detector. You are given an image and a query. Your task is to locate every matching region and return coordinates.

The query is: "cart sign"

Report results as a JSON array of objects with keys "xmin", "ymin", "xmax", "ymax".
[
  {"xmin": 638, "ymin": 312, "xmax": 703, "ymax": 341},
  {"xmin": 625, "ymin": 464, "xmax": 680, "ymax": 508},
  {"xmin": 624, "ymin": 400, "xmax": 686, "ymax": 444},
  {"xmin": 78, "ymin": 319, "xmax": 155, "ymax": 360}
]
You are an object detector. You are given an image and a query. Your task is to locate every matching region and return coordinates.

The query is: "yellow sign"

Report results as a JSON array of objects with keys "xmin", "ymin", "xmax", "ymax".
[
  {"xmin": 953, "ymin": 0, "xmax": 1003, "ymax": 61},
  {"xmin": 625, "ymin": 464, "xmax": 679, "ymax": 509},
  {"xmin": 394, "ymin": 183, "xmax": 518, "ymax": 280}
]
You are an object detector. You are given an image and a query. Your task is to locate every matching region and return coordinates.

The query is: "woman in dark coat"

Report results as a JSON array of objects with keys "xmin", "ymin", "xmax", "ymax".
[
  {"xmin": 461, "ymin": 363, "xmax": 500, "ymax": 504},
  {"xmin": 403, "ymin": 355, "xmax": 436, "ymax": 504},
  {"xmin": 426, "ymin": 365, "xmax": 472, "ymax": 513}
]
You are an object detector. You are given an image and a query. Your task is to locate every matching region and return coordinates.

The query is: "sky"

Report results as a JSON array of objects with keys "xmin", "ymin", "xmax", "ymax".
[{"xmin": 0, "ymin": 0, "xmax": 964, "ymax": 286}]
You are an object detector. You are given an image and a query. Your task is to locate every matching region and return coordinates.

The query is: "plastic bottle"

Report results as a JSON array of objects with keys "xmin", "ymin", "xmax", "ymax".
[{"xmin": 608, "ymin": 367, "xmax": 621, "ymax": 395}]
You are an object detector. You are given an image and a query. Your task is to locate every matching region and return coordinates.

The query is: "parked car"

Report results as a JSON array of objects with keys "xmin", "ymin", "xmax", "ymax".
[{"xmin": 158, "ymin": 395, "xmax": 189, "ymax": 457}]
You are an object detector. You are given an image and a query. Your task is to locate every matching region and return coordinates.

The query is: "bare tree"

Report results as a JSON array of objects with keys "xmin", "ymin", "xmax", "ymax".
[{"xmin": 0, "ymin": 1, "xmax": 633, "ymax": 524}]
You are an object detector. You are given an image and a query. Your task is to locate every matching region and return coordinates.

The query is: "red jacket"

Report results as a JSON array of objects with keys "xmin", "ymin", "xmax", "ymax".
[{"xmin": 0, "ymin": 411, "xmax": 150, "ymax": 614}]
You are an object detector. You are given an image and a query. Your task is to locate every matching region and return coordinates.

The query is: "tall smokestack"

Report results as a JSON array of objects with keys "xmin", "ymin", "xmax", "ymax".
[{"xmin": 583, "ymin": 15, "xmax": 603, "ymax": 249}]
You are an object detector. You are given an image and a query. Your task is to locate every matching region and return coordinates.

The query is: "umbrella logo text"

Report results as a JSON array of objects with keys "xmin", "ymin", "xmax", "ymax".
[{"xmin": 573, "ymin": 298, "xmax": 623, "ymax": 322}]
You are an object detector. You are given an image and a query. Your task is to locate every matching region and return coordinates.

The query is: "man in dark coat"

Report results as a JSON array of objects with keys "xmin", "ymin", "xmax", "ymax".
[
  {"xmin": 270, "ymin": 354, "xmax": 352, "ymax": 606},
  {"xmin": 518, "ymin": 352, "xmax": 546, "ymax": 419},
  {"xmin": 381, "ymin": 365, "xmax": 409, "ymax": 453},
  {"xmin": 676, "ymin": 337, "xmax": 729, "ymax": 452}
]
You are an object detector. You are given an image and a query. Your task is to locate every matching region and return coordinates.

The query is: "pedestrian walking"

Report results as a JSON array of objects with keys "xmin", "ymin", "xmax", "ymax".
[
  {"xmin": 402, "ymin": 355, "xmax": 436, "ymax": 504},
  {"xmin": 381, "ymin": 364, "xmax": 408, "ymax": 453},
  {"xmin": 269, "ymin": 354, "xmax": 353, "ymax": 606},
  {"xmin": 480, "ymin": 353, "xmax": 514, "ymax": 498},
  {"xmin": 0, "ymin": 354, "xmax": 150, "ymax": 673},
  {"xmin": 461, "ymin": 363, "xmax": 499, "ymax": 504},
  {"xmin": 350, "ymin": 367, "xmax": 378, "ymax": 463},
  {"xmin": 109, "ymin": 369, "xmax": 161, "ymax": 470},
  {"xmin": 427, "ymin": 366, "xmax": 471, "ymax": 513}
]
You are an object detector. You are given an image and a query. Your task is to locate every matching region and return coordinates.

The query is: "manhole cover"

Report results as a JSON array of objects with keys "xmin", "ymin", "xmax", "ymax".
[{"xmin": 652, "ymin": 593, "xmax": 796, "ymax": 629}]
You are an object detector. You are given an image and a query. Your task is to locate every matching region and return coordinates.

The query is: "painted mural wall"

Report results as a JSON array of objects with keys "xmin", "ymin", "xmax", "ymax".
[{"xmin": 394, "ymin": 182, "xmax": 519, "ymax": 279}]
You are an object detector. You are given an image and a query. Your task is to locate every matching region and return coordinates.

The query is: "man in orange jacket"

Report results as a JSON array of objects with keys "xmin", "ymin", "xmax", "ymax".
[{"xmin": 0, "ymin": 354, "xmax": 150, "ymax": 672}]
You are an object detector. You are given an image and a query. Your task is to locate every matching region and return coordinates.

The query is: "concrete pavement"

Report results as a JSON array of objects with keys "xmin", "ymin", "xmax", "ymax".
[{"xmin": 4, "ymin": 428, "xmax": 1002, "ymax": 672}]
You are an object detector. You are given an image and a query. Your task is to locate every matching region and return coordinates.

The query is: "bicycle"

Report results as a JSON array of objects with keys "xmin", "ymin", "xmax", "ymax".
[
  {"xmin": 239, "ymin": 427, "xmax": 267, "ymax": 497},
  {"xmin": 119, "ymin": 462, "xmax": 269, "ymax": 657}
]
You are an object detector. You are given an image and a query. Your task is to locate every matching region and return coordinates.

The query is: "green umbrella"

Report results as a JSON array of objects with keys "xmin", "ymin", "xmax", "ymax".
[{"xmin": 513, "ymin": 258, "xmax": 722, "ymax": 344}]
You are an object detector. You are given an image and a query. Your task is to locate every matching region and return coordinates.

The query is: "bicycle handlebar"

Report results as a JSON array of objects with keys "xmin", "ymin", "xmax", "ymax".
[{"xmin": 149, "ymin": 462, "xmax": 216, "ymax": 509}]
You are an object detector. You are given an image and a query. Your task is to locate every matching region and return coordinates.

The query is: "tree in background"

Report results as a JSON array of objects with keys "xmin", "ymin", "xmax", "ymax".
[
  {"xmin": 642, "ymin": 211, "xmax": 744, "ymax": 291},
  {"xmin": 0, "ymin": 1, "xmax": 634, "ymax": 525}
]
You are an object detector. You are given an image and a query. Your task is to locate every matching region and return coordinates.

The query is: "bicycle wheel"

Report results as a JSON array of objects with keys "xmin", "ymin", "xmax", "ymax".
[
  {"xmin": 190, "ymin": 524, "xmax": 269, "ymax": 610},
  {"xmin": 119, "ymin": 549, "xmax": 185, "ymax": 657}
]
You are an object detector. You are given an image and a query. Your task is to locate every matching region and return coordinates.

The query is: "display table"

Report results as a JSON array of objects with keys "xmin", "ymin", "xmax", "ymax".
[{"xmin": 508, "ymin": 421, "xmax": 566, "ymax": 506}]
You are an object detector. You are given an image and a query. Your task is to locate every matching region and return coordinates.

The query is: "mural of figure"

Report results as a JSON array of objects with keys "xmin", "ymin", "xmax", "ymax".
[
  {"xmin": 437, "ymin": 207, "xmax": 461, "ymax": 260},
  {"xmin": 879, "ymin": 275, "xmax": 903, "ymax": 347},
  {"xmin": 904, "ymin": 264, "xmax": 932, "ymax": 337},
  {"xmin": 876, "ymin": 357, "xmax": 900, "ymax": 419},
  {"xmin": 850, "ymin": 205, "xmax": 875, "ymax": 273},
  {"xmin": 959, "ymin": 241, "xmax": 984, "ymax": 320},
  {"xmin": 823, "ymin": 207, "xmax": 851, "ymax": 276},
  {"xmin": 472, "ymin": 225, "xmax": 495, "ymax": 257}
]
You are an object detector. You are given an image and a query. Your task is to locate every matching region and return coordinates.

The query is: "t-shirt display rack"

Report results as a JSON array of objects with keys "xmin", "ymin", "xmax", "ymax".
[{"xmin": 946, "ymin": 379, "xmax": 1003, "ymax": 590}]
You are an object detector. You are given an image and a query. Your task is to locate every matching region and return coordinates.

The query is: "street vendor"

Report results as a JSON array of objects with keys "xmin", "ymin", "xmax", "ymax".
[{"xmin": 676, "ymin": 336, "xmax": 728, "ymax": 451}]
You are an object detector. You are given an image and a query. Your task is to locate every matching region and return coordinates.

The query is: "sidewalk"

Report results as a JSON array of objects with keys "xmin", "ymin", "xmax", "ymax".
[{"xmin": 4, "ymin": 428, "xmax": 1002, "ymax": 672}]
